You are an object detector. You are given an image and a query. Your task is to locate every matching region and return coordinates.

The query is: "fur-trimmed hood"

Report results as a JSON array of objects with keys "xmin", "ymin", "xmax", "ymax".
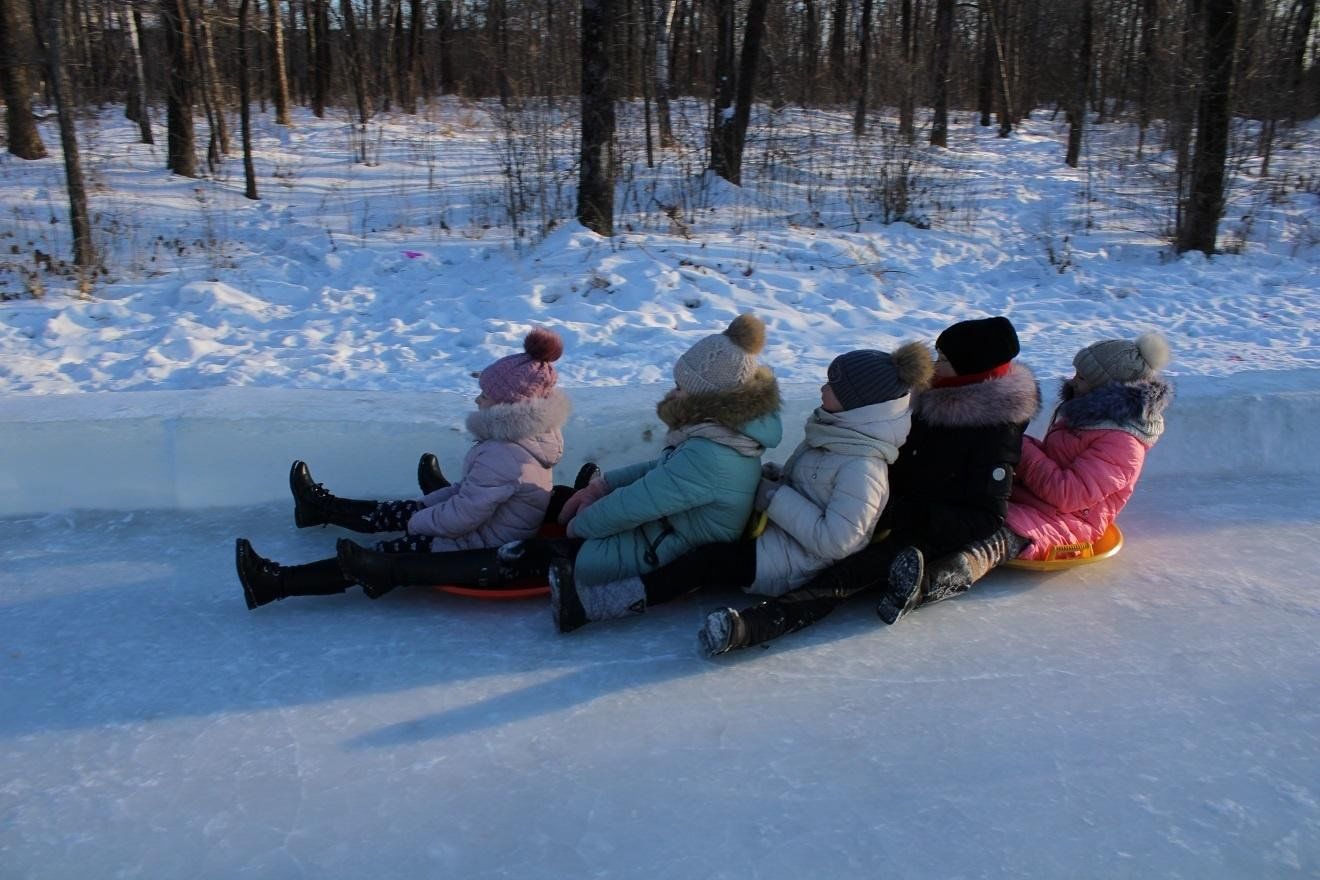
[
  {"xmin": 1055, "ymin": 377, "xmax": 1173, "ymax": 445},
  {"xmin": 465, "ymin": 389, "xmax": 570, "ymax": 466},
  {"xmin": 656, "ymin": 366, "xmax": 781, "ymax": 436},
  {"xmin": 916, "ymin": 361, "xmax": 1040, "ymax": 428}
]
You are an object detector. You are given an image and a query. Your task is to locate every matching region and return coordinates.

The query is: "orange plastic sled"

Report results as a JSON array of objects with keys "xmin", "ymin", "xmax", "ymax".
[
  {"xmin": 433, "ymin": 522, "xmax": 566, "ymax": 600},
  {"xmin": 1003, "ymin": 523, "xmax": 1124, "ymax": 572}
]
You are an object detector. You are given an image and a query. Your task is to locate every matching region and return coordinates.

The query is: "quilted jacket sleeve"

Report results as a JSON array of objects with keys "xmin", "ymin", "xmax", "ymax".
[
  {"xmin": 406, "ymin": 444, "xmax": 519, "ymax": 538},
  {"xmin": 765, "ymin": 458, "xmax": 888, "ymax": 562},
  {"xmin": 1017, "ymin": 429, "xmax": 1145, "ymax": 514},
  {"xmin": 570, "ymin": 442, "xmax": 725, "ymax": 539}
]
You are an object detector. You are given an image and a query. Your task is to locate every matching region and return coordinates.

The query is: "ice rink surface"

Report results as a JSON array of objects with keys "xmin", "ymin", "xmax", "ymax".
[{"xmin": 2, "ymin": 474, "xmax": 1317, "ymax": 879}]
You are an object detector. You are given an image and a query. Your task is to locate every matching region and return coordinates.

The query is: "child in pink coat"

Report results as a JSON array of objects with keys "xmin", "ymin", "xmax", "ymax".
[
  {"xmin": 235, "ymin": 327, "xmax": 572, "ymax": 609},
  {"xmin": 894, "ymin": 331, "xmax": 1172, "ymax": 607}
]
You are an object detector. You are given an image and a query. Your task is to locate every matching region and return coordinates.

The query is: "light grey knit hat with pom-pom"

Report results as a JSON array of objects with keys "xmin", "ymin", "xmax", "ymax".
[
  {"xmin": 673, "ymin": 313, "xmax": 768, "ymax": 394},
  {"xmin": 1073, "ymin": 331, "xmax": 1171, "ymax": 390}
]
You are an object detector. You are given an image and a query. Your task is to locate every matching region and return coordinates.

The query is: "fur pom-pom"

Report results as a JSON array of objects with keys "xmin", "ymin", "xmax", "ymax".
[
  {"xmin": 1135, "ymin": 331, "xmax": 1170, "ymax": 372},
  {"xmin": 723, "ymin": 313, "xmax": 766, "ymax": 355},
  {"xmin": 891, "ymin": 340, "xmax": 935, "ymax": 392},
  {"xmin": 523, "ymin": 326, "xmax": 564, "ymax": 363}
]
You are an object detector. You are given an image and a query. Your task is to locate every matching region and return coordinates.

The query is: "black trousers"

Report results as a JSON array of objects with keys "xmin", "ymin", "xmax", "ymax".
[
  {"xmin": 640, "ymin": 540, "xmax": 758, "ymax": 606},
  {"xmin": 734, "ymin": 540, "xmax": 902, "ymax": 647}
]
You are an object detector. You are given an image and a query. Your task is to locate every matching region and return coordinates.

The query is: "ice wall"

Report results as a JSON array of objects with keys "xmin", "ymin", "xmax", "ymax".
[{"xmin": 1, "ymin": 369, "xmax": 1316, "ymax": 516}]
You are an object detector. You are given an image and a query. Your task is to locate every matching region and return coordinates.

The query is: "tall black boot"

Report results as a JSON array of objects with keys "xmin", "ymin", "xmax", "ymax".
[
  {"xmin": 417, "ymin": 453, "xmax": 451, "ymax": 494},
  {"xmin": 290, "ymin": 460, "xmax": 422, "ymax": 532},
  {"xmin": 336, "ymin": 538, "xmax": 507, "ymax": 599},
  {"xmin": 236, "ymin": 538, "xmax": 351, "ymax": 610}
]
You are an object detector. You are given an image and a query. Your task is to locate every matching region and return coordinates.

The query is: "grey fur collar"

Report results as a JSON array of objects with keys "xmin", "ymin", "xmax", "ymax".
[
  {"xmin": 1055, "ymin": 378, "xmax": 1173, "ymax": 445},
  {"xmin": 916, "ymin": 362, "xmax": 1040, "ymax": 428},
  {"xmin": 465, "ymin": 390, "xmax": 571, "ymax": 442},
  {"xmin": 656, "ymin": 367, "xmax": 780, "ymax": 431}
]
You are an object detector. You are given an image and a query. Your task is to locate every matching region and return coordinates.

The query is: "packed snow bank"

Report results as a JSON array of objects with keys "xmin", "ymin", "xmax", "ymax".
[{"xmin": 2, "ymin": 368, "xmax": 1318, "ymax": 516}]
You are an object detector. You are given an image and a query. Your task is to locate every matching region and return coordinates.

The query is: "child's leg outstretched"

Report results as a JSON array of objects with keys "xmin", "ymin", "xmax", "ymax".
[
  {"xmin": 290, "ymin": 460, "xmax": 424, "ymax": 532},
  {"xmin": 919, "ymin": 526, "xmax": 1029, "ymax": 605},
  {"xmin": 699, "ymin": 542, "xmax": 896, "ymax": 654},
  {"xmin": 236, "ymin": 539, "xmax": 354, "ymax": 610}
]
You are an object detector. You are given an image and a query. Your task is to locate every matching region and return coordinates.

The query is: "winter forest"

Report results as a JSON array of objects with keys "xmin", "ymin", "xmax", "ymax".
[{"xmin": 2, "ymin": 0, "xmax": 1318, "ymax": 294}]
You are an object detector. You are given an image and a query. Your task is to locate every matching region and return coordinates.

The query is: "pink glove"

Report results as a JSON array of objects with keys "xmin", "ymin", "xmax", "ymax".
[{"xmin": 558, "ymin": 474, "xmax": 610, "ymax": 525}]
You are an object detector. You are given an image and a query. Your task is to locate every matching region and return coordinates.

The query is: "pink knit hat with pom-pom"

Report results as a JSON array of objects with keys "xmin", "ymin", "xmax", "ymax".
[{"xmin": 478, "ymin": 327, "xmax": 564, "ymax": 404}]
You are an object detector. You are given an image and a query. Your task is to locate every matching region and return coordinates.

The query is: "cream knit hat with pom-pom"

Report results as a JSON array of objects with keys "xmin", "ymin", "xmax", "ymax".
[{"xmin": 672, "ymin": 314, "xmax": 768, "ymax": 394}]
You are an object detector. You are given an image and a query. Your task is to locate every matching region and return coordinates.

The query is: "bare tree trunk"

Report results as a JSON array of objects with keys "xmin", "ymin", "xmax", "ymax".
[
  {"xmin": 829, "ymin": 0, "xmax": 847, "ymax": 100},
  {"xmin": 851, "ymin": 0, "xmax": 874, "ymax": 136},
  {"xmin": 0, "ymin": 0, "xmax": 47, "ymax": 158},
  {"xmin": 986, "ymin": 0, "xmax": 1014, "ymax": 136},
  {"xmin": 899, "ymin": 0, "xmax": 915, "ymax": 138},
  {"xmin": 1065, "ymin": 0, "xmax": 1092, "ymax": 167},
  {"xmin": 403, "ymin": 0, "xmax": 422, "ymax": 111},
  {"xmin": 578, "ymin": 0, "xmax": 616, "ymax": 235},
  {"xmin": 929, "ymin": 0, "xmax": 953, "ymax": 146},
  {"xmin": 709, "ymin": 0, "xmax": 737, "ymax": 178},
  {"xmin": 1135, "ymin": 0, "xmax": 1157, "ymax": 157},
  {"xmin": 723, "ymin": 0, "xmax": 770, "ymax": 180},
  {"xmin": 1286, "ymin": 0, "xmax": 1316, "ymax": 124},
  {"xmin": 437, "ymin": 0, "xmax": 456, "ymax": 93},
  {"xmin": 194, "ymin": 5, "xmax": 231, "ymax": 156},
  {"xmin": 313, "ymin": 0, "xmax": 330, "ymax": 116},
  {"xmin": 1176, "ymin": 0, "xmax": 1237, "ymax": 255},
  {"xmin": 653, "ymin": 0, "xmax": 677, "ymax": 145},
  {"xmin": 267, "ymin": 0, "xmax": 291, "ymax": 123},
  {"xmin": 161, "ymin": 0, "xmax": 198, "ymax": 175},
  {"xmin": 30, "ymin": 0, "xmax": 96, "ymax": 276},
  {"xmin": 800, "ymin": 0, "xmax": 818, "ymax": 105},
  {"xmin": 238, "ymin": 0, "xmax": 259, "ymax": 199},
  {"xmin": 977, "ymin": 4, "xmax": 994, "ymax": 125},
  {"xmin": 340, "ymin": 0, "xmax": 370, "ymax": 126},
  {"xmin": 123, "ymin": 0, "xmax": 154, "ymax": 143}
]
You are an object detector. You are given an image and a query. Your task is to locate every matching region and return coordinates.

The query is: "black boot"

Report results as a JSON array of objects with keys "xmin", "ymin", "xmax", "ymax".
[
  {"xmin": 291, "ymin": 461, "xmax": 420, "ymax": 532},
  {"xmin": 336, "ymin": 538, "xmax": 505, "ymax": 600},
  {"xmin": 236, "ymin": 538, "xmax": 350, "ymax": 610},
  {"xmin": 544, "ymin": 463, "xmax": 602, "ymax": 524},
  {"xmin": 698, "ymin": 608, "xmax": 749, "ymax": 656},
  {"xmin": 548, "ymin": 558, "xmax": 587, "ymax": 633},
  {"xmin": 573, "ymin": 462, "xmax": 601, "ymax": 490},
  {"xmin": 876, "ymin": 546, "xmax": 925, "ymax": 625},
  {"xmin": 417, "ymin": 453, "xmax": 450, "ymax": 494}
]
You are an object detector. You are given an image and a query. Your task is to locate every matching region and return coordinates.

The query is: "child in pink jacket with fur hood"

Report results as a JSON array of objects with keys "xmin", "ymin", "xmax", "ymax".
[
  {"xmin": 235, "ymin": 327, "xmax": 572, "ymax": 609},
  {"xmin": 900, "ymin": 331, "xmax": 1173, "ymax": 605}
]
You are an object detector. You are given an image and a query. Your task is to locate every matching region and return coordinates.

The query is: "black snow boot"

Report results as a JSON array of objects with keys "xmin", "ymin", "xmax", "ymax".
[
  {"xmin": 876, "ymin": 546, "xmax": 925, "ymax": 625},
  {"xmin": 698, "ymin": 608, "xmax": 749, "ymax": 656},
  {"xmin": 548, "ymin": 558, "xmax": 587, "ymax": 633},
  {"xmin": 417, "ymin": 453, "xmax": 451, "ymax": 495},
  {"xmin": 236, "ymin": 538, "xmax": 350, "ymax": 610},
  {"xmin": 290, "ymin": 460, "xmax": 421, "ymax": 532},
  {"xmin": 544, "ymin": 462, "xmax": 603, "ymax": 525},
  {"xmin": 336, "ymin": 538, "xmax": 505, "ymax": 600}
]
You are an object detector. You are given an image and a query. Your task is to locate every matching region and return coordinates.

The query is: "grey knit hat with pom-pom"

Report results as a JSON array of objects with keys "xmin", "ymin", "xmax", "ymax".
[
  {"xmin": 1073, "ymin": 331, "xmax": 1171, "ymax": 390},
  {"xmin": 827, "ymin": 340, "xmax": 934, "ymax": 411},
  {"xmin": 673, "ymin": 314, "xmax": 768, "ymax": 394}
]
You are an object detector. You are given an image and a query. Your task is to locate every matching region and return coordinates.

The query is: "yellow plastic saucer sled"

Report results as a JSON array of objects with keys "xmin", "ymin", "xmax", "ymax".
[{"xmin": 1003, "ymin": 523, "xmax": 1124, "ymax": 572}]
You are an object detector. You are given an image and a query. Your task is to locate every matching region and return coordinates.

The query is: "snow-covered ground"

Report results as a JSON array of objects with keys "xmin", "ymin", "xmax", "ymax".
[
  {"xmin": 2, "ymin": 469, "xmax": 1317, "ymax": 878},
  {"xmin": 2, "ymin": 103, "xmax": 1319, "ymax": 877}
]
